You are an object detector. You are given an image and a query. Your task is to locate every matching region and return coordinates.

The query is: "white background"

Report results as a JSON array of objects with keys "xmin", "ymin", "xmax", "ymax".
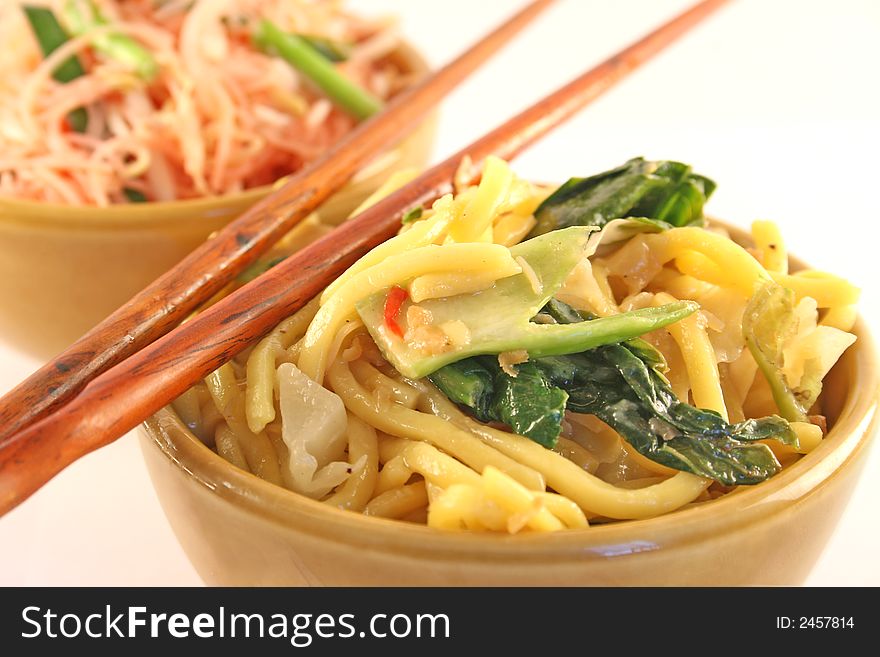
[{"xmin": 0, "ymin": 0, "xmax": 878, "ymax": 585}]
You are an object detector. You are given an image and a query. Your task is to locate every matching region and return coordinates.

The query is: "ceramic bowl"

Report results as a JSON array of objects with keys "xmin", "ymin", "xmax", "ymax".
[
  {"xmin": 0, "ymin": 42, "xmax": 436, "ymax": 358},
  {"xmin": 138, "ymin": 221, "xmax": 879, "ymax": 586}
]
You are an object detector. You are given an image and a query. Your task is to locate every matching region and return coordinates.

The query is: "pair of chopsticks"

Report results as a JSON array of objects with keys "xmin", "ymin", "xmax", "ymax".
[{"xmin": 0, "ymin": 0, "xmax": 729, "ymax": 514}]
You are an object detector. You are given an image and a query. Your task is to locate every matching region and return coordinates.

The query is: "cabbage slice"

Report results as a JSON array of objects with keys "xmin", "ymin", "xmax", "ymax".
[
  {"xmin": 277, "ymin": 362, "xmax": 352, "ymax": 499},
  {"xmin": 356, "ymin": 227, "xmax": 696, "ymax": 379},
  {"xmin": 743, "ymin": 282, "xmax": 856, "ymax": 422}
]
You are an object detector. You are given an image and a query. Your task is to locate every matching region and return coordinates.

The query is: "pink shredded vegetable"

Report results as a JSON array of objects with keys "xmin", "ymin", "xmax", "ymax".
[{"xmin": 0, "ymin": 0, "xmax": 406, "ymax": 205}]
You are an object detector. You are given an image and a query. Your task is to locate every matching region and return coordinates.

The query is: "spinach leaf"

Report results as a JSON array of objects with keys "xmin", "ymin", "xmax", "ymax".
[
  {"xmin": 486, "ymin": 360, "xmax": 569, "ymax": 448},
  {"xmin": 428, "ymin": 358, "xmax": 495, "ymax": 421},
  {"xmin": 564, "ymin": 344, "xmax": 796, "ymax": 485},
  {"xmin": 429, "ymin": 300, "xmax": 796, "ymax": 485},
  {"xmin": 529, "ymin": 157, "xmax": 715, "ymax": 237}
]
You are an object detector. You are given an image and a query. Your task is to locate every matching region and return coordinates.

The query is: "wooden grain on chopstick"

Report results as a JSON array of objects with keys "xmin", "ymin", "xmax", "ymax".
[
  {"xmin": 0, "ymin": 0, "xmax": 730, "ymax": 515},
  {"xmin": 0, "ymin": 0, "xmax": 555, "ymax": 444}
]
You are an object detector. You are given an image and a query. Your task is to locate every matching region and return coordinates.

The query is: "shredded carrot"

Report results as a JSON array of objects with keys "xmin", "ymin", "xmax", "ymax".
[{"xmin": 0, "ymin": 0, "xmax": 402, "ymax": 205}]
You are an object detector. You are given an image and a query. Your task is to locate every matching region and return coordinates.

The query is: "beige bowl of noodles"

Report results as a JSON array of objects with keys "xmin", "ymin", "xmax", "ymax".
[
  {"xmin": 138, "ymin": 214, "xmax": 879, "ymax": 586},
  {"xmin": 0, "ymin": 40, "xmax": 436, "ymax": 359}
]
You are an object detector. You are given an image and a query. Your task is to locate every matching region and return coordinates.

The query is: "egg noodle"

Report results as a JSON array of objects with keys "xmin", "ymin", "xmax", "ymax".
[{"xmin": 173, "ymin": 157, "xmax": 858, "ymax": 533}]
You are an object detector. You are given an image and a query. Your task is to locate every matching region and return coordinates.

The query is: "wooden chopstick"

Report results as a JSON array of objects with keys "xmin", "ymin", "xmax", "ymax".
[
  {"xmin": 0, "ymin": 0, "xmax": 555, "ymax": 444},
  {"xmin": 0, "ymin": 0, "xmax": 729, "ymax": 515}
]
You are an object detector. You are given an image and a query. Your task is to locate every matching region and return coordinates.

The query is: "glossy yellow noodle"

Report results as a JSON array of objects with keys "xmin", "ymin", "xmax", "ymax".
[
  {"xmin": 375, "ymin": 455, "xmax": 414, "ymax": 495},
  {"xmin": 364, "ymin": 481, "xmax": 429, "ymax": 519},
  {"xmin": 245, "ymin": 297, "xmax": 320, "ymax": 433},
  {"xmin": 320, "ymin": 193, "xmax": 458, "ymax": 301},
  {"xmin": 205, "ymin": 363, "xmax": 283, "ymax": 486},
  {"xmin": 645, "ymin": 227, "xmax": 770, "ymax": 295},
  {"xmin": 409, "ymin": 267, "xmax": 518, "ymax": 303},
  {"xmin": 821, "ymin": 305, "xmax": 859, "ymax": 332},
  {"xmin": 380, "ymin": 438, "xmax": 482, "ymax": 488},
  {"xmin": 538, "ymin": 493, "xmax": 590, "ymax": 529},
  {"xmin": 480, "ymin": 466, "xmax": 566, "ymax": 532},
  {"xmin": 428, "ymin": 485, "xmax": 500, "ymax": 531},
  {"xmin": 447, "ymin": 155, "xmax": 514, "ymax": 242},
  {"xmin": 300, "ymin": 242, "xmax": 522, "ymax": 382},
  {"xmin": 416, "ymin": 382, "xmax": 710, "ymax": 519},
  {"xmin": 751, "ymin": 220, "xmax": 788, "ymax": 274},
  {"xmin": 348, "ymin": 360, "xmax": 421, "ymax": 409},
  {"xmin": 769, "ymin": 271, "xmax": 860, "ymax": 308},
  {"xmin": 215, "ymin": 424, "xmax": 248, "ymax": 471},
  {"xmin": 324, "ymin": 318, "xmax": 365, "ymax": 376},
  {"xmin": 171, "ymin": 387, "xmax": 202, "ymax": 437},
  {"xmin": 424, "ymin": 463, "xmax": 587, "ymax": 532},
  {"xmin": 493, "ymin": 210, "xmax": 536, "ymax": 246},
  {"xmin": 653, "ymin": 291, "xmax": 729, "ymax": 421},
  {"xmin": 328, "ymin": 358, "xmax": 545, "ymax": 490},
  {"xmin": 646, "ymin": 268, "xmax": 705, "ymax": 299},
  {"xmin": 674, "ymin": 250, "xmax": 726, "ymax": 286},
  {"xmin": 323, "ymin": 414, "xmax": 379, "ymax": 512},
  {"xmin": 792, "ymin": 421, "xmax": 824, "ymax": 454}
]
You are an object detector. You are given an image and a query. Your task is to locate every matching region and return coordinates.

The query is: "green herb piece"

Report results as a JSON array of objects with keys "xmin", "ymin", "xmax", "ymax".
[
  {"xmin": 529, "ymin": 157, "xmax": 715, "ymax": 237},
  {"xmin": 122, "ymin": 187, "xmax": 147, "ymax": 203},
  {"xmin": 298, "ymin": 34, "xmax": 352, "ymax": 62},
  {"xmin": 63, "ymin": 0, "xmax": 158, "ymax": 80},
  {"xmin": 253, "ymin": 19, "xmax": 383, "ymax": 121},
  {"xmin": 401, "ymin": 206, "xmax": 423, "ymax": 224},
  {"xmin": 23, "ymin": 5, "xmax": 88, "ymax": 132}
]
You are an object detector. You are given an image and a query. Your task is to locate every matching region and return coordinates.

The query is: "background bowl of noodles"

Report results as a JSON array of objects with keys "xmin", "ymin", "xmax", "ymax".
[
  {"xmin": 138, "ymin": 220, "xmax": 878, "ymax": 586},
  {"xmin": 0, "ymin": 3, "xmax": 435, "ymax": 359}
]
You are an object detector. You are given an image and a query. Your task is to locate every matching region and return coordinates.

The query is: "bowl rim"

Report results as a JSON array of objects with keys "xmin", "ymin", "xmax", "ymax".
[
  {"xmin": 142, "ymin": 220, "xmax": 880, "ymax": 563},
  {"xmin": 0, "ymin": 41, "xmax": 430, "ymax": 229}
]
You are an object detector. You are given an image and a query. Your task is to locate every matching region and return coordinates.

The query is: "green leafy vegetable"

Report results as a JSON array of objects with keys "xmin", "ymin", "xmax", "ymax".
[
  {"xmin": 562, "ymin": 343, "xmax": 796, "ymax": 485},
  {"xmin": 401, "ymin": 206, "xmax": 423, "ymax": 224},
  {"xmin": 489, "ymin": 361, "xmax": 569, "ymax": 448},
  {"xmin": 529, "ymin": 157, "xmax": 716, "ymax": 237},
  {"xmin": 743, "ymin": 282, "xmax": 813, "ymax": 422},
  {"xmin": 427, "ymin": 358, "xmax": 495, "ymax": 419},
  {"xmin": 298, "ymin": 34, "xmax": 353, "ymax": 62},
  {"xmin": 63, "ymin": 0, "xmax": 158, "ymax": 80},
  {"xmin": 253, "ymin": 20, "xmax": 383, "ymax": 121},
  {"xmin": 430, "ymin": 300, "xmax": 796, "ymax": 484},
  {"xmin": 122, "ymin": 187, "xmax": 147, "ymax": 203},
  {"xmin": 356, "ymin": 227, "xmax": 698, "ymax": 378},
  {"xmin": 22, "ymin": 5, "xmax": 88, "ymax": 132}
]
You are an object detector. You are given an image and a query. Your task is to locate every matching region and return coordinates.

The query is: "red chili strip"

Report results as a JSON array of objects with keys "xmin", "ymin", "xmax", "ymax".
[{"xmin": 383, "ymin": 286, "xmax": 408, "ymax": 338}]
